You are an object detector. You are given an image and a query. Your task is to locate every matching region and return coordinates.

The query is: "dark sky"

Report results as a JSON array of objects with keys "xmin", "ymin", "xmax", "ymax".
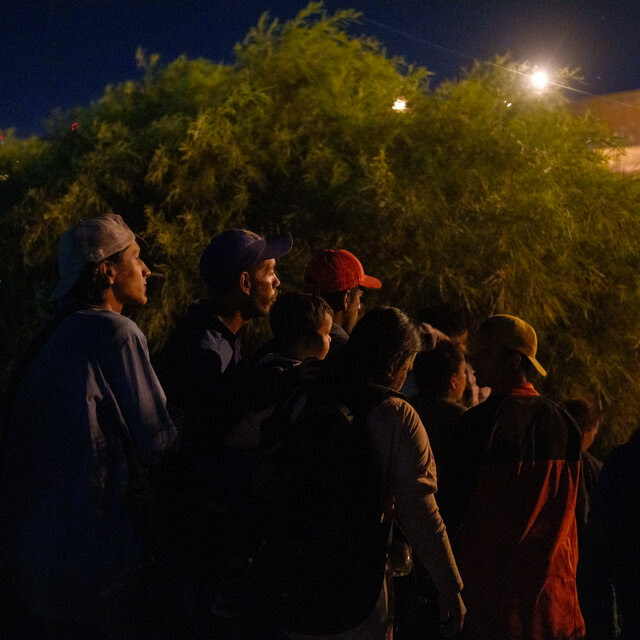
[{"xmin": 4, "ymin": 1, "xmax": 640, "ymax": 137}]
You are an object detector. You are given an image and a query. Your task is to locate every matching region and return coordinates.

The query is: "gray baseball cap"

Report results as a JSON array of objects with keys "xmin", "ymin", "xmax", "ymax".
[{"xmin": 51, "ymin": 213, "xmax": 135, "ymax": 301}]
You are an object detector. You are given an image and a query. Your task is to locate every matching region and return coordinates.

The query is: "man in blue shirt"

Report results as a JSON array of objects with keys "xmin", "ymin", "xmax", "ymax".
[
  {"xmin": 157, "ymin": 228, "xmax": 292, "ymax": 635},
  {"xmin": 2, "ymin": 214, "xmax": 178, "ymax": 637}
]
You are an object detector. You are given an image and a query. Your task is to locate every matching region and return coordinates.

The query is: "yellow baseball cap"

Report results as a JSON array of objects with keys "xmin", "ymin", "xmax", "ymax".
[{"xmin": 480, "ymin": 314, "xmax": 547, "ymax": 377}]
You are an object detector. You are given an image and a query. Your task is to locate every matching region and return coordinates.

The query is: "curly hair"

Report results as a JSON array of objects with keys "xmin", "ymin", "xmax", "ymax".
[{"xmin": 63, "ymin": 248, "xmax": 127, "ymax": 306}]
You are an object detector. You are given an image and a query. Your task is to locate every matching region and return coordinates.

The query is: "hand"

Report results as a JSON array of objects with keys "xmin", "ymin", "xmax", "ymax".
[
  {"xmin": 419, "ymin": 322, "xmax": 450, "ymax": 350},
  {"xmin": 439, "ymin": 592, "xmax": 466, "ymax": 637}
]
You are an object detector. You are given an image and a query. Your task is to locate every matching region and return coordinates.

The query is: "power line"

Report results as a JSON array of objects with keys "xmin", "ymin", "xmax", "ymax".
[
  {"xmin": 363, "ymin": 17, "xmax": 477, "ymax": 65},
  {"xmin": 363, "ymin": 16, "xmax": 640, "ymax": 113}
]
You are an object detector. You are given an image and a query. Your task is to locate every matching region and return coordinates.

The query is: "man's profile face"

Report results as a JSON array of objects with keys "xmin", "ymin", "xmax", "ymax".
[
  {"xmin": 110, "ymin": 241, "xmax": 151, "ymax": 308},
  {"xmin": 248, "ymin": 258, "xmax": 280, "ymax": 316},
  {"xmin": 471, "ymin": 333, "xmax": 505, "ymax": 390}
]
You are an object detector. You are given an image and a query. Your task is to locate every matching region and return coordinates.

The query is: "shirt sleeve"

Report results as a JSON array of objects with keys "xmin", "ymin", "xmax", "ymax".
[
  {"xmin": 106, "ymin": 321, "xmax": 177, "ymax": 466},
  {"xmin": 369, "ymin": 398, "xmax": 463, "ymax": 597}
]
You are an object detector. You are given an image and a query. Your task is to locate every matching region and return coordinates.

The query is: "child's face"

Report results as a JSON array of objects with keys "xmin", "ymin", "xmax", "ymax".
[
  {"xmin": 451, "ymin": 359, "xmax": 468, "ymax": 402},
  {"xmin": 310, "ymin": 312, "xmax": 333, "ymax": 360}
]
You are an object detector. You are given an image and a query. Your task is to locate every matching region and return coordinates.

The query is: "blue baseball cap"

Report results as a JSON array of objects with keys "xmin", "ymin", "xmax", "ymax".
[{"xmin": 200, "ymin": 228, "xmax": 293, "ymax": 294}]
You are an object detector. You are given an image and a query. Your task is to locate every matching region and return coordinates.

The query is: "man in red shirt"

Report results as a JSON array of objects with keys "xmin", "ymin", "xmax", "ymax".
[{"xmin": 451, "ymin": 315, "xmax": 584, "ymax": 640}]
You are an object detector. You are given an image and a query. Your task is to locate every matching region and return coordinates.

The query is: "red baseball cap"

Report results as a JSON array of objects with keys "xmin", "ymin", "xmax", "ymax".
[{"xmin": 304, "ymin": 249, "xmax": 382, "ymax": 295}]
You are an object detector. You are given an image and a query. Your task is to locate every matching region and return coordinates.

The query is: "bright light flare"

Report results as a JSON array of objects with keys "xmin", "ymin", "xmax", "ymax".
[
  {"xmin": 392, "ymin": 98, "xmax": 407, "ymax": 112},
  {"xmin": 530, "ymin": 71, "xmax": 549, "ymax": 90}
]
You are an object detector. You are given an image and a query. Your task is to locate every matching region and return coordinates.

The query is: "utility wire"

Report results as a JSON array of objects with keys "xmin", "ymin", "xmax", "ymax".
[{"xmin": 363, "ymin": 16, "xmax": 640, "ymax": 113}]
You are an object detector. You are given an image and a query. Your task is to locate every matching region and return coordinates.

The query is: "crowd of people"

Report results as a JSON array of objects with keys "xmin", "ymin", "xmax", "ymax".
[{"xmin": 0, "ymin": 214, "xmax": 638, "ymax": 640}]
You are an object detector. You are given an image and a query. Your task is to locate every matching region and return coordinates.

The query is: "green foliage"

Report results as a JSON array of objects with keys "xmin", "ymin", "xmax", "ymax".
[{"xmin": 2, "ymin": 3, "xmax": 640, "ymax": 453}]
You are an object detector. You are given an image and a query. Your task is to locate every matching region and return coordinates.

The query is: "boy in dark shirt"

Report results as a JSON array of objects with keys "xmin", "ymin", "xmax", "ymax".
[{"xmin": 228, "ymin": 291, "xmax": 333, "ymax": 449}]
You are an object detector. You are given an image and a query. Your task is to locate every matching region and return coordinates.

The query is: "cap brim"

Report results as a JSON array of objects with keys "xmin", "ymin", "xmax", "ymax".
[
  {"xmin": 360, "ymin": 274, "xmax": 382, "ymax": 289},
  {"xmin": 135, "ymin": 233, "xmax": 149, "ymax": 249},
  {"xmin": 50, "ymin": 274, "xmax": 79, "ymax": 301},
  {"xmin": 262, "ymin": 232, "xmax": 293, "ymax": 260},
  {"xmin": 529, "ymin": 356, "xmax": 547, "ymax": 377}
]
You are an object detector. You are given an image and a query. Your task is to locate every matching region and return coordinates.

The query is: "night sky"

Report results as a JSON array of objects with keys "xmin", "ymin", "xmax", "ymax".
[{"xmin": 4, "ymin": 1, "xmax": 640, "ymax": 137}]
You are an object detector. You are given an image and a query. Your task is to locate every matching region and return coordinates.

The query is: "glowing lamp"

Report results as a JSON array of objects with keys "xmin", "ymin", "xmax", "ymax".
[{"xmin": 530, "ymin": 71, "xmax": 548, "ymax": 90}]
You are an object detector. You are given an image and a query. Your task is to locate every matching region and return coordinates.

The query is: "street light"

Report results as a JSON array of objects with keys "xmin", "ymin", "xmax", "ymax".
[
  {"xmin": 530, "ymin": 70, "xmax": 549, "ymax": 91},
  {"xmin": 392, "ymin": 98, "xmax": 407, "ymax": 112}
]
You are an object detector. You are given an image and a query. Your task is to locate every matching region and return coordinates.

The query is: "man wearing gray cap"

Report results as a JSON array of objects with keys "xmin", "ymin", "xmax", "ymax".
[{"xmin": 1, "ymin": 213, "xmax": 178, "ymax": 637}]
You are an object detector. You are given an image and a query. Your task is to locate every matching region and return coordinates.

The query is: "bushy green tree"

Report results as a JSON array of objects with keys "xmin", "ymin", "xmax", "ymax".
[{"xmin": 2, "ymin": 2, "xmax": 640, "ymax": 452}]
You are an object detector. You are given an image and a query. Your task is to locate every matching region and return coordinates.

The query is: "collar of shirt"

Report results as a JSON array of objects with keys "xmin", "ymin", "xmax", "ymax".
[{"xmin": 330, "ymin": 322, "xmax": 349, "ymax": 344}]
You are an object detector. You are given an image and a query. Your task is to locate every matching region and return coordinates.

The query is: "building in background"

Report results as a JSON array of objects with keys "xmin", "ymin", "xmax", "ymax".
[{"xmin": 569, "ymin": 90, "xmax": 640, "ymax": 172}]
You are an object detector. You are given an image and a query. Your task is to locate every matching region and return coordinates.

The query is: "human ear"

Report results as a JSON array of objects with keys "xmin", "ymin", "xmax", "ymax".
[
  {"xmin": 341, "ymin": 289, "xmax": 350, "ymax": 312},
  {"xmin": 99, "ymin": 260, "xmax": 115, "ymax": 284},
  {"xmin": 509, "ymin": 351, "xmax": 522, "ymax": 372},
  {"xmin": 239, "ymin": 271, "xmax": 251, "ymax": 296}
]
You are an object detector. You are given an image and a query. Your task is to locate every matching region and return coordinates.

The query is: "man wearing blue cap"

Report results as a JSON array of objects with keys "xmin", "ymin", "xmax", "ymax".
[
  {"xmin": 156, "ymin": 228, "xmax": 292, "ymax": 634},
  {"xmin": 159, "ymin": 228, "xmax": 292, "ymax": 468}
]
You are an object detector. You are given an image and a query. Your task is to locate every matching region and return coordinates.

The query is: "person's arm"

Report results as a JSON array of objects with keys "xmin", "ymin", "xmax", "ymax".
[
  {"xmin": 439, "ymin": 592, "xmax": 466, "ymax": 637},
  {"xmin": 372, "ymin": 400, "xmax": 465, "ymax": 633},
  {"xmin": 108, "ymin": 323, "xmax": 177, "ymax": 466}
]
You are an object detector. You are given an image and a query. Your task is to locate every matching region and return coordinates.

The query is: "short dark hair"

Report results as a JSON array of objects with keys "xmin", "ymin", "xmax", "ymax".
[
  {"xmin": 62, "ymin": 248, "xmax": 127, "ymax": 306},
  {"xmin": 320, "ymin": 286, "xmax": 360, "ymax": 313},
  {"xmin": 269, "ymin": 292, "xmax": 333, "ymax": 350},
  {"xmin": 346, "ymin": 306, "xmax": 420, "ymax": 386},
  {"xmin": 206, "ymin": 257, "xmax": 273, "ymax": 301},
  {"xmin": 561, "ymin": 398, "xmax": 601, "ymax": 433},
  {"xmin": 414, "ymin": 339, "xmax": 465, "ymax": 398},
  {"xmin": 513, "ymin": 348, "xmax": 536, "ymax": 377}
]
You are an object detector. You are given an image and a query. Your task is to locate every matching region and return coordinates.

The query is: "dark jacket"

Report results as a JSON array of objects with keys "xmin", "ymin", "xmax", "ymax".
[
  {"xmin": 579, "ymin": 428, "xmax": 640, "ymax": 640},
  {"xmin": 156, "ymin": 299, "xmax": 242, "ymax": 498},
  {"xmin": 451, "ymin": 392, "xmax": 584, "ymax": 640}
]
